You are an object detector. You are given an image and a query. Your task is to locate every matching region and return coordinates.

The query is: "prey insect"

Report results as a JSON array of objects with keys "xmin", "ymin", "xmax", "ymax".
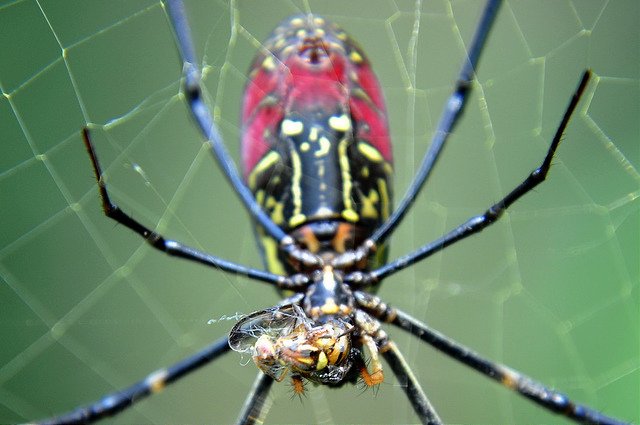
[
  {"xmin": 229, "ymin": 304, "xmax": 357, "ymax": 389},
  {"xmin": 35, "ymin": 0, "xmax": 627, "ymax": 424}
]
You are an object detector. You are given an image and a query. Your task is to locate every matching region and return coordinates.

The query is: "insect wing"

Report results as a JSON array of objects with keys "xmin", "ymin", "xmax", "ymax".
[{"xmin": 228, "ymin": 304, "xmax": 309, "ymax": 353}]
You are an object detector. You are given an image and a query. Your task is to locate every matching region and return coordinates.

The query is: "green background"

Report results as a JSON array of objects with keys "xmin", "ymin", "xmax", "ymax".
[{"xmin": 0, "ymin": 0, "xmax": 638, "ymax": 424}]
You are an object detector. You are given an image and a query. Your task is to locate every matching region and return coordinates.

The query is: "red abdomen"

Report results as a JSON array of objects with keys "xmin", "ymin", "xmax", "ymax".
[
  {"xmin": 241, "ymin": 14, "xmax": 392, "ymax": 175},
  {"xmin": 241, "ymin": 15, "xmax": 393, "ymax": 274}
]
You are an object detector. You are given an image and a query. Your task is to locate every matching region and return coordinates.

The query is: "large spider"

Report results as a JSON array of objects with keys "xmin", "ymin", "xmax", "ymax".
[{"xmin": 33, "ymin": 1, "xmax": 627, "ymax": 424}]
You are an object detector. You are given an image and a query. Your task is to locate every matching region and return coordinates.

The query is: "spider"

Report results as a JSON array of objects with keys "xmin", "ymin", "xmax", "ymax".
[{"xmin": 32, "ymin": 1, "xmax": 628, "ymax": 424}]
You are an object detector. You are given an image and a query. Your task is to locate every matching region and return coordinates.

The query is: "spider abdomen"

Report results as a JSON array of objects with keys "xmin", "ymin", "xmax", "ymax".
[{"xmin": 241, "ymin": 14, "xmax": 394, "ymax": 275}]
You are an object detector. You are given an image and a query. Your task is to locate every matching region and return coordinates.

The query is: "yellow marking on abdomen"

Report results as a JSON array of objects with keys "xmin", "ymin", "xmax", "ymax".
[
  {"xmin": 248, "ymin": 151, "xmax": 281, "ymax": 189},
  {"xmin": 309, "ymin": 127, "xmax": 319, "ymax": 142},
  {"xmin": 377, "ymin": 178, "xmax": 390, "ymax": 220},
  {"xmin": 315, "ymin": 136, "xmax": 331, "ymax": 158},
  {"xmin": 265, "ymin": 196, "xmax": 285, "ymax": 225},
  {"xmin": 259, "ymin": 229, "xmax": 286, "ymax": 275},
  {"xmin": 357, "ymin": 142, "xmax": 383, "ymax": 162},
  {"xmin": 328, "ymin": 114, "xmax": 351, "ymax": 132},
  {"xmin": 349, "ymin": 50, "xmax": 363, "ymax": 64},
  {"xmin": 338, "ymin": 139, "xmax": 359, "ymax": 223},
  {"xmin": 281, "ymin": 118, "xmax": 304, "ymax": 136},
  {"xmin": 289, "ymin": 147, "xmax": 306, "ymax": 228},
  {"xmin": 360, "ymin": 188, "xmax": 380, "ymax": 219}
]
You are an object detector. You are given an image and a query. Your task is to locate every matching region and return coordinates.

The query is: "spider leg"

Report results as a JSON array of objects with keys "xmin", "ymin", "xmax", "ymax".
[
  {"xmin": 236, "ymin": 372, "xmax": 274, "ymax": 425},
  {"xmin": 36, "ymin": 336, "xmax": 230, "ymax": 425},
  {"xmin": 369, "ymin": 0, "xmax": 503, "ymax": 246},
  {"xmin": 81, "ymin": 128, "xmax": 286, "ymax": 287},
  {"xmin": 353, "ymin": 310, "xmax": 385, "ymax": 386},
  {"xmin": 381, "ymin": 342, "xmax": 443, "ymax": 425},
  {"xmin": 350, "ymin": 70, "xmax": 592, "ymax": 284},
  {"xmin": 355, "ymin": 291, "xmax": 627, "ymax": 425},
  {"xmin": 352, "ymin": 309, "xmax": 440, "ymax": 424},
  {"xmin": 164, "ymin": 1, "xmax": 317, "ymax": 267},
  {"xmin": 359, "ymin": 334, "xmax": 384, "ymax": 387},
  {"xmin": 391, "ymin": 308, "xmax": 627, "ymax": 425}
]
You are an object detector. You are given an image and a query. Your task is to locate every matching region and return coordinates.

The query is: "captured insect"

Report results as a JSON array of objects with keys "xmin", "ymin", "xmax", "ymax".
[
  {"xmin": 30, "ymin": 1, "xmax": 630, "ymax": 424},
  {"xmin": 229, "ymin": 304, "xmax": 358, "ymax": 389}
]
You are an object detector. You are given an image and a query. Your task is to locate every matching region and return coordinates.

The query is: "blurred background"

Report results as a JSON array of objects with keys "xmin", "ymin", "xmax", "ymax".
[{"xmin": 0, "ymin": 0, "xmax": 637, "ymax": 423}]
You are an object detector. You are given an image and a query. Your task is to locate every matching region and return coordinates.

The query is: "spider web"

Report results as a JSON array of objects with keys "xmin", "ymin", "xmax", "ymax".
[{"xmin": 0, "ymin": 0, "xmax": 637, "ymax": 424}]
